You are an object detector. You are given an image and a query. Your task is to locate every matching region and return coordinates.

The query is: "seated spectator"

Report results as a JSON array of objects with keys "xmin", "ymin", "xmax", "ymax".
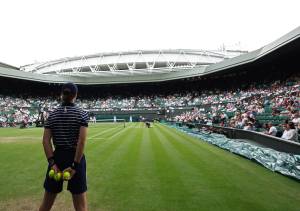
[
  {"xmin": 292, "ymin": 112, "xmax": 300, "ymax": 125},
  {"xmin": 265, "ymin": 122, "xmax": 277, "ymax": 136},
  {"xmin": 244, "ymin": 122, "xmax": 254, "ymax": 131},
  {"xmin": 281, "ymin": 122, "xmax": 298, "ymax": 141}
]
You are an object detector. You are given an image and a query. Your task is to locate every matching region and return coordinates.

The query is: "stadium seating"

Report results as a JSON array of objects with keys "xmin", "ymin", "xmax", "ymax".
[{"xmin": 0, "ymin": 75, "xmax": 299, "ymax": 142}]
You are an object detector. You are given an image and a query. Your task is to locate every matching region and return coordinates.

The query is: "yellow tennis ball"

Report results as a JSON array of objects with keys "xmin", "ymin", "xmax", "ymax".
[
  {"xmin": 63, "ymin": 171, "xmax": 71, "ymax": 180},
  {"xmin": 48, "ymin": 169, "xmax": 55, "ymax": 179},
  {"xmin": 54, "ymin": 172, "xmax": 62, "ymax": 181}
]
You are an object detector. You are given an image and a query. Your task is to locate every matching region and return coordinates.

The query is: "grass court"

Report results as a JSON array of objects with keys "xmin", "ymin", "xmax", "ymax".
[{"xmin": 0, "ymin": 122, "xmax": 300, "ymax": 211}]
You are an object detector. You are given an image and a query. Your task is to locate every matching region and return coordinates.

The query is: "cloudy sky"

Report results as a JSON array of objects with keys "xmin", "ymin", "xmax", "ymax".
[{"xmin": 0, "ymin": 0, "xmax": 299, "ymax": 66}]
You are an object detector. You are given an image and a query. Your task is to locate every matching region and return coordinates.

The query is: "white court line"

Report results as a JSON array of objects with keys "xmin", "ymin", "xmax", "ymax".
[
  {"xmin": 90, "ymin": 123, "xmax": 141, "ymax": 140},
  {"xmin": 88, "ymin": 127, "xmax": 120, "ymax": 140},
  {"xmin": 107, "ymin": 127, "xmax": 130, "ymax": 140},
  {"xmin": 89, "ymin": 137, "xmax": 106, "ymax": 140}
]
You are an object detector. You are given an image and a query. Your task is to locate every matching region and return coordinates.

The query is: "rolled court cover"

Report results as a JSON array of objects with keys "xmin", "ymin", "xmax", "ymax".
[{"xmin": 168, "ymin": 124, "xmax": 300, "ymax": 180}]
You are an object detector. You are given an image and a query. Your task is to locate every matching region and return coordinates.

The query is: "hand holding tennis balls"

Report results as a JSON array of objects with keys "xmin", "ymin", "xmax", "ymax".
[
  {"xmin": 48, "ymin": 169, "xmax": 55, "ymax": 179},
  {"xmin": 63, "ymin": 171, "xmax": 71, "ymax": 181},
  {"xmin": 48, "ymin": 165, "xmax": 75, "ymax": 181},
  {"xmin": 48, "ymin": 164, "xmax": 63, "ymax": 181},
  {"xmin": 54, "ymin": 172, "xmax": 62, "ymax": 181},
  {"xmin": 63, "ymin": 167, "xmax": 76, "ymax": 180}
]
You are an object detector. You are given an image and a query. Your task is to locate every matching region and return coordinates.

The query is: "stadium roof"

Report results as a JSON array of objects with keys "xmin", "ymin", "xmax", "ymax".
[
  {"xmin": 0, "ymin": 26, "xmax": 300, "ymax": 85},
  {"xmin": 20, "ymin": 49, "xmax": 242, "ymax": 75},
  {"xmin": 0, "ymin": 62, "xmax": 18, "ymax": 70}
]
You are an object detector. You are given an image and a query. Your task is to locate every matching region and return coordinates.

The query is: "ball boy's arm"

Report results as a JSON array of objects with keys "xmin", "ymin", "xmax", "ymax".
[
  {"xmin": 74, "ymin": 126, "xmax": 88, "ymax": 164},
  {"xmin": 42, "ymin": 128, "xmax": 59, "ymax": 172},
  {"xmin": 42, "ymin": 128, "xmax": 54, "ymax": 160}
]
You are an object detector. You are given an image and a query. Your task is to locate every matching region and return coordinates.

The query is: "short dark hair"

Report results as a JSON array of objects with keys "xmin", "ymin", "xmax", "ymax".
[
  {"xmin": 288, "ymin": 122, "xmax": 295, "ymax": 129},
  {"xmin": 61, "ymin": 82, "xmax": 78, "ymax": 103}
]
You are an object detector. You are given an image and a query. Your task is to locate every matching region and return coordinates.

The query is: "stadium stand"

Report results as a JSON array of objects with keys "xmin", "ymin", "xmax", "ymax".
[{"xmin": 0, "ymin": 72, "xmax": 299, "ymax": 142}]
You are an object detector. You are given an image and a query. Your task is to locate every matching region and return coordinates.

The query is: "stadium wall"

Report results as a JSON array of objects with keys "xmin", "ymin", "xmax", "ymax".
[{"xmin": 184, "ymin": 123, "xmax": 300, "ymax": 154}]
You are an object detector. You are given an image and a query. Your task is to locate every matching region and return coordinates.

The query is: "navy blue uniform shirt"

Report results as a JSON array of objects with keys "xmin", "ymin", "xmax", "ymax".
[{"xmin": 44, "ymin": 103, "xmax": 89, "ymax": 149}]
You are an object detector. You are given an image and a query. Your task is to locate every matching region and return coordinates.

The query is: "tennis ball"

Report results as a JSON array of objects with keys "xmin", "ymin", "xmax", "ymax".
[
  {"xmin": 54, "ymin": 172, "xmax": 62, "ymax": 181},
  {"xmin": 63, "ymin": 171, "xmax": 71, "ymax": 180},
  {"xmin": 48, "ymin": 169, "xmax": 55, "ymax": 179}
]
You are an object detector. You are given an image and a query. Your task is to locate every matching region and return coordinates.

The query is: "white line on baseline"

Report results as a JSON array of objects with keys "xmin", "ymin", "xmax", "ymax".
[
  {"xmin": 88, "ymin": 127, "xmax": 120, "ymax": 140},
  {"xmin": 107, "ymin": 127, "xmax": 130, "ymax": 140},
  {"xmin": 89, "ymin": 137, "xmax": 106, "ymax": 140}
]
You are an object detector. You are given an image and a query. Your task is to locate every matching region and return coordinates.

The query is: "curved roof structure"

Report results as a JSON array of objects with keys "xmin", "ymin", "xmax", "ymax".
[
  {"xmin": 20, "ymin": 49, "xmax": 242, "ymax": 76},
  {"xmin": 0, "ymin": 26, "xmax": 300, "ymax": 85}
]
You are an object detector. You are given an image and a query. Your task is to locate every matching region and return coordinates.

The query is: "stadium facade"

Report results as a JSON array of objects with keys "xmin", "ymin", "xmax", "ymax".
[{"xmin": 0, "ymin": 26, "xmax": 299, "ymax": 85}]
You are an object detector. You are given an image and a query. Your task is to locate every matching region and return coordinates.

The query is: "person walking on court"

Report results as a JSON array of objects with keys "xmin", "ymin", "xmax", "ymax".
[{"xmin": 39, "ymin": 82, "xmax": 89, "ymax": 211}]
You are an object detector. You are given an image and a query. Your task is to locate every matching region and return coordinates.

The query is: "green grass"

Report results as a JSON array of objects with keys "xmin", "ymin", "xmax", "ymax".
[{"xmin": 0, "ymin": 122, "xmax": 300, "ymax": 211}]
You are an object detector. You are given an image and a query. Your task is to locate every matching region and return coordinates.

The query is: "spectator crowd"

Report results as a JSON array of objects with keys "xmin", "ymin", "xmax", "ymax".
[
  {"xmin": 0, "ymin": 75, "xmax": 299, "ymax": 142},
  {"xmin": 174, "ymin": 77, "xmax": 300, "ymax": 142}
]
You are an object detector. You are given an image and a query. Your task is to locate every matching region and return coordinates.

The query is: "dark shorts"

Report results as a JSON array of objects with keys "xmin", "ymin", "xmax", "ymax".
[{"xmin": 43, "ymin": 149, "xmax": 87, "ymax": 194}]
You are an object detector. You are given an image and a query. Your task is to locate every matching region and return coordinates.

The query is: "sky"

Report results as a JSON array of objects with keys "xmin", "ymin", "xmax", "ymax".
[{"xmin": 0, "ymin": 0, "xmax": 299, "ymax": 67}]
